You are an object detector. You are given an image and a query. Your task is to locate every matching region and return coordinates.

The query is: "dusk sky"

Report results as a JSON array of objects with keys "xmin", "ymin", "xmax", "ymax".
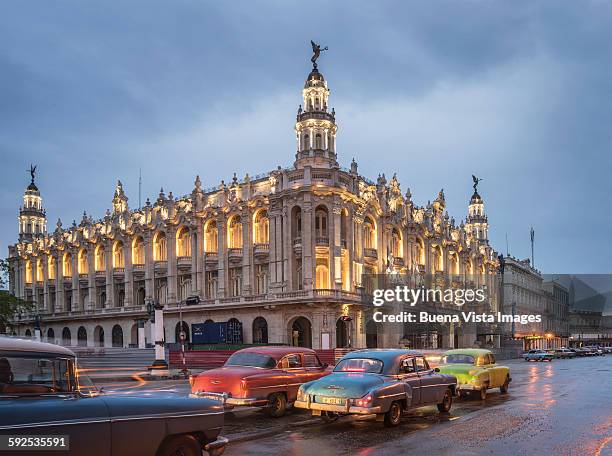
[{"xmin": 1, "ymin": 1, "xmax": 611, "ymax": 274}]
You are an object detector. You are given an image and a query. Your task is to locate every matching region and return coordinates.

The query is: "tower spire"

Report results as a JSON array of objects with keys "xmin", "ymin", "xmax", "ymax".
[{"xmin": 19, "ymin": 165, "xmax": 46, "ymax": 242}]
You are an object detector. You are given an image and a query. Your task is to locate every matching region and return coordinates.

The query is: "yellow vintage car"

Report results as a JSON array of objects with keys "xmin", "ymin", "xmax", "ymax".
[{"xmin": 437, "ymin": 349, "xmax": 511, "ymax": 400}]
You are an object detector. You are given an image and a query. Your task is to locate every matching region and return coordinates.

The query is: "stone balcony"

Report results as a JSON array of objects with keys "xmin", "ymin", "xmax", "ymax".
[
  {"xmin": 113, "ymin": 267, "xmax": 125, "ymax": 277},
  {"xmin": 364, "ymin": 248, "xmax": 377, "ymax": 259},
  {"xmin": 253, "ymin": 243, "xmax": 270, "ymax": 259},
  {"xmin": 228, "ymin": 248, "xmax": 243, "ymax": 263},
  {"xmin": 95, "ymin": 270, "xmax": 106, "ymax": 278},
  {"xmin": 177, "ymin": 256, "xmax": 192, "ymax": 269},
  {"xmin": 316, "ymin": 236, "xmax": 329, "ymax": 246},
  {"xmin": 154, "ymin": 261, "xmax": 167, "ymax": 272},
  {"xmin": 204, "ymin": 251, "xmax": 218, "ymax": 266}
]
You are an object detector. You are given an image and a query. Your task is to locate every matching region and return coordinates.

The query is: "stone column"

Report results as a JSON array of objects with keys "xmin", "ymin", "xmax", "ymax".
[
  {"xmin": 54, "ymin": 254, "xmax": 63, "ymax": 312},
  {"xmin": 191, "ymin": 228, "xmax": 198, "ymax": 296},
  {"xmin": 42, "ymin": 254, "xmax": 49, "ymax": 312},
  {"xmin": 124, "ymin": 241, "xmax": 133, "ymax": 307},
  {"xmin": 152, "ymin": 303, "xmax": 168, "ymax": 369},
  {"xmin": 217, "ymin": 217, "xmax": 226, "ymax": 297},
  {"xmin": 71, "ymin": 252, "xmax": 79, "ymax": 311},
  {"xmin": 331, "ymin": 205, "xmax": 342, "ymax": 288},
  {"xmin": 196, "ymin": 223, "xmax": 205, "ymax": 297},
  {"xmin": 268, "ymin": 208, "xmax": 280, "ymax": 291},
  {"xmin": 282, "ymin": 204, "xmax": 291, "ymax": 291},
  {"xmin": 144, "ymin": 234, "xmax": 154, "ymax": 301},
  {"xmin": 167, "ymin": 227, "xmax": 177, "ymax": 304},
  {"xmin": 302, "ymin": 199, "xmax": 313, "ymax": 290},
  {"xmin": 105, "ymin": 241, "xmax": 113, "ymax": 308},
  {"xmin": 87, "ymin": 249, "xmax": 95, "ymax": 311},
  {"xmin": 242, "ymin": 209, "xmax": 252, "ymax": 295}
]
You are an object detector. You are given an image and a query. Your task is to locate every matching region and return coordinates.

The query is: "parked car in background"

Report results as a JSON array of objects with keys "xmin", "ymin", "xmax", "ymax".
[
  {"xmin": 0, "ymin": 337, "xmax": 227, "ymax": 456},
  {"xmin": 585, "ymin": 346, "xmax": 604, "ymax": 356},
  {"xmin": 294, "ymin": 349, "xmax": 456, "ymax": 427},
  {"xmin": 190, "ymin": 346, "xmax": 330, "ymax": 417},
  {"xmin": 524, "ymin": 349, "xmax": 554, "ymax": 362},
  {"xmin": 552, "ymin": 348, "xmax": 575, "ymax": 359},
  {"xmin": 437, "ymin": 349, "xmax": 511, "ymax": 400},
  {"xmin": 570, "ymin": 348, "xmax": 588, "ymax": 357}
]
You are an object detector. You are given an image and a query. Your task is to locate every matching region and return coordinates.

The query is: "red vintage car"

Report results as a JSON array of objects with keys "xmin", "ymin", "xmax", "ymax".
[{"xmin": 189, "ymin": 346, "xmax": 331, "ymax": 417}]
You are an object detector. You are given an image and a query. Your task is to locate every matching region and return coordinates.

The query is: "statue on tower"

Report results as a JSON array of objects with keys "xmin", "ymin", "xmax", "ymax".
[
  {"xmin": 472, "ymin": 174, "xmax": 482, "ymax": 192},
  {"xmin": 29, "ymin": 164, "xmax": 37, "ymax": 183},
  {"xmin": 310, "ymin": 40, "xmax": 328, "ymax": 69}
]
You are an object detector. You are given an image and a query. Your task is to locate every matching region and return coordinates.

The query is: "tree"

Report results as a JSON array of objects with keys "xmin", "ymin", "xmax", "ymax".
[{"xmin": 0, "ymin": 258, "xmax": 34, "ymax": 333}]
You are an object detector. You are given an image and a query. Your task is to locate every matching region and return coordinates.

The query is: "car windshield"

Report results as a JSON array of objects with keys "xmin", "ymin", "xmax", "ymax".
[
  {"xmin": 441, "ymin": 354, "xmax": 475, "ymax": 365},
  {"xmin": 0, "ymin": 355, "xmax": 76, "ymax": 395},
  {"xmin": 334, "ymin": 358, "xmax": 383, "ymax": 373},
  {"xmin": 225, "ymin": 352, "xmax": 276, "ymax": 368}
]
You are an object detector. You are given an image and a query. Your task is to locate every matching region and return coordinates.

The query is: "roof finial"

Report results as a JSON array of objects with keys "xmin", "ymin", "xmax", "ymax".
[
  {"xmin": 310, "ymin": 40, "xmax": 328, "ymax": 70},
  {"xmin": 29, "ymin": 164, "xmax": 37, "ymax": 184}
]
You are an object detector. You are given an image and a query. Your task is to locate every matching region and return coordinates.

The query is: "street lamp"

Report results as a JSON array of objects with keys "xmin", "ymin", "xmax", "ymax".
[{"xmin": 146, "ymin": 299, "xmax": 168, "ymax": 372}]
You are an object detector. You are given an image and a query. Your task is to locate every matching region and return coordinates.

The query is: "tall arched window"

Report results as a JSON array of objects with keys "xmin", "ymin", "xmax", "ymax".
[
  {"xmin": 364, "ymin": 216, "xmax": 376, "ymax": 249},
  {"xmin": 228, "ymin": 216, "xmax": 242, "ymax": 249},
  {"xmin": 132, "ymin": 236, "xmax": 145, "ymax": 265},
  {"xmin": 153, "ymin": 232, "xmax": 167, "ymax": 261},
  {"xmin": 95, "ymin": 245, "xmax": 106, "ymax": 271},
  {"xmin": 255, "ymin": 264, "xmax": 268, "ymax": 294},
  {"xmin": 391, "ymin": 228, "xmax": 402, "ymax": 257},
  {"xmin": 63, "ymin": 253, "xmax": 72, "ymax": 278},
  {"xmin": 292, "ymin": 207, "xmax": 302, "ymax": 239},
  {"xmin": 449, "ymin": 252, "xmax": 459, "ymax": 275},
  {"xmin": 315, "ymin": 206, "xmax": 328, "ymax": 238},
  {"xmin": 433, "ymin": 245, "xmax": 443, "ymax": 272},
  {"xmin": 230, "ymin": 268, "xmax": 242, "ymax": 297},
  {"xmin": 416, "ymin": 238, "xmax": 425, "ymax": 266},
  {"xmin": 25, "ymin": 260, "xmax": 32, "ymax": 283},
  {"xmin": 315, "ymin": 133, "xmax": 322, "ymax": 149},
  {"xmin": 315, "ymin": 261, "xmax": 329, "ymax": 289},
  {"xmin": 303, "ymin": 134, "xmax": 309, "ymax": 150},
  {"xmin": 48, "ymin": 256, "xmax": 56, "ymax": 280},
  {"xmin": 205, "ymin": 221, "xmax": 218, "ymax": 253},
  {"xmin": 78, "ymin": 249, "xmax": 88, "ymax": 274},
  {"xmin": 176, "ymin": 227, "xmax": 191, "ymax": 257},
  {"xmin": 253, "ymin": 210, "xmax": 269, "ymax": 244},
  {"xmin": 36, "ymin": 259, "xmax": 43, "ymax": 282},
  {"xmin": 113, "ymin": 241, "xmax": 124, "ymax": 268}
]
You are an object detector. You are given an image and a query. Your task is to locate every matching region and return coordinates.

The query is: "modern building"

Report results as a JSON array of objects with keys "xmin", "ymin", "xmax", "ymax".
[{"xmin": 7, "ymin": 55, "xmax": 499, "ymax": 350}]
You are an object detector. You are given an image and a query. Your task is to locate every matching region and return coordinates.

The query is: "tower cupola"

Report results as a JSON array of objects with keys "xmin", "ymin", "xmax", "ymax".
[
  {"xmin": 294, "ymin": 41, "xmax": 338, "ymax": 169},
  {"xmin": 19, "ymin": 164, "xmax": 46, "ymax": 242},
  {"xmin": 465, "ymin": 175, "xmax": 488, "ymax": 243}
]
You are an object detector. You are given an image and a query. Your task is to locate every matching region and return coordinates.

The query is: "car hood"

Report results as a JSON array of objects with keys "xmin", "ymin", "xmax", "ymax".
[{"xmin": 302, "ymin": 372, "xmax": 385, "ymax": 398}]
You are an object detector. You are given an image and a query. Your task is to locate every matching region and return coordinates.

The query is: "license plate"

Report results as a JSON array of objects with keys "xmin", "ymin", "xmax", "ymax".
[
  {"xmin": 199, "ymin": 393, "xmax": 224, "ymax": 402},
  {"xmin": 318, "ymin": 396, "xmax": 345, "ymax": 405}
]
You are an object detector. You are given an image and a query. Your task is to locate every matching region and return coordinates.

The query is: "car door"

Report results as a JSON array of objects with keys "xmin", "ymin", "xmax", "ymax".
[
  {"xmin": 415, "ymin": 356, "xmax": 439, "ymax": 404},
  {"xmin": 398, "ymin": 356, "xmax": 421, "ymax": 406},
  {"xmin": 484, "ymin": 353, "xmax": 499, "ymax": 387},
  {"xmin": 279, "ymin": 353, "xmax": 307, "ymax": 400},
  {"xmin": 303, "ymin": 353, "xmax": 327, "ymax": 383}
]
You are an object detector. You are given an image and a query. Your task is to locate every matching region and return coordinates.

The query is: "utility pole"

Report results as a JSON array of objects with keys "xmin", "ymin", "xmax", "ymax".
[
  {"xmin": 530, "ymin": 227, "xmax": 535, "ymax": 268},
  {"xmin": 138, "ymin": 168, "xmax": 142, "ymax": 209}
]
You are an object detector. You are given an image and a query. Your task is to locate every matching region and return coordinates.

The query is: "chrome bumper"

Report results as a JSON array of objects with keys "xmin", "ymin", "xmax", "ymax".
[
  {"xmin": 204, "ymin": 436, "xmax": 228, "ymax": 454},
  {"xmin": 294, "ymin": 399, "xmax": 381, "ymax": 415},
  {"xmin": 190, "ymin": 391, "xmax": 268, "ymax": 407}
]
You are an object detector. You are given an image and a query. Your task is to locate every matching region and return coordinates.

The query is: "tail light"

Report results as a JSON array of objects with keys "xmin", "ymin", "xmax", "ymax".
[
  {"xmin": 354, "ymin": 394, "xmax": 373, "ymax": 407},
  {"xmin": 188, "ymin": 375, "xmax": 195, "ymax": 387}
]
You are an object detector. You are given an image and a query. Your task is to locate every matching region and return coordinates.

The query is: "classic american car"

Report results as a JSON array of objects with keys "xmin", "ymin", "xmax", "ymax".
[
  {"xmin": 524, "ymin": 349, "xmax": 554, "ymax": 362},
  {"xmin": 190, "ymin": 346, "xmax": 330, "ymax": 417},
  {"xmin": 294, "ymin": 349, "xmax": 457, "ymax": 427},
  {"xmin": 0, "ymin": 337, "xmax": 227, "ymax": 456},
  {"xmin": 437, "ymin": 349, "xmax": 511, "ymax": 400}
]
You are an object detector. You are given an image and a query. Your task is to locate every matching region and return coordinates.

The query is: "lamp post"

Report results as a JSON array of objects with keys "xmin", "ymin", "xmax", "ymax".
[
  {"xmin": 147, "ymin": 299, "xmax": 167, "ymax": 371},
  {"xmin": 33, "ymin": 313, "xmax": 41, "ymax": 342}
]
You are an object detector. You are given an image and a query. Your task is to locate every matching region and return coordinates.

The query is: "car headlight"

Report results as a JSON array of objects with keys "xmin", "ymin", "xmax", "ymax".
[{"xmin": 296, "ymin": 388, "xmax": 307, "ymax": 402}]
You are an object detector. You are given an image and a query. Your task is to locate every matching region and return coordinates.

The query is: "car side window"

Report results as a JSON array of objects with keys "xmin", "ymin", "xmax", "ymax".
[
  {"xmin": 304, "ymin": 354, "xmax": 321, "ymax": 368},
  {"xmin": 281, "ymin": 354, "xmax": 302, "ymax": 369},
  {"xmin": 399, "ymin": 357, "xmax": 416, "ymax": 374},
  {"xmin": 488, "ymin": 354, "xmax": 496, "ymax": 364},
  {"xmin": 415, "ymin": 357, "xmax": 428, "ymax": 372}
]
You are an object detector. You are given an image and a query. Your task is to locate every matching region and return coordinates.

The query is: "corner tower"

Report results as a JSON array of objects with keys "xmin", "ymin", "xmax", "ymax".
[
  {"xmin": 465, "ymin": 176, "xmax": 488, "ymax": 243},
  {"xmin": 294, "ymin": 42, "xmax": 338, "ymax": 169},
  {"xmin": 19, "ymin": 165, "xmax": 46, "ymax": 242}
]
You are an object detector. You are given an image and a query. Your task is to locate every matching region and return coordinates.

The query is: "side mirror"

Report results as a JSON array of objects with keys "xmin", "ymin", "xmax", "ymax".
[{"xmin": 434, "ymin": 367, "xmax": 440, "ymax": 373}]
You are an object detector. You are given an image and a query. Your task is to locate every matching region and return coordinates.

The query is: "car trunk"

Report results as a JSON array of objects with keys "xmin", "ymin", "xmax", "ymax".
[{"xmin": 192, "ymin": 366, "xmax": 266, "ymax": 398}]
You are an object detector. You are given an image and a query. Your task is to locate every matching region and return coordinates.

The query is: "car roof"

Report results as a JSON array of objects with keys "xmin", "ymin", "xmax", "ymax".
[
  {"xmin": 442, "ymin": 348, "xmax": 492, "ymax": 356},
  {"xmin": 0, "ymin": 336, "xmax": 76, "ymax": 357},
  {"xmin": 341, "ymin": 349, "xmax": 423, "ymax": 363},
  {"xmin": 236, "ymin": 346, "xmax": 316, "ymax": 359}
]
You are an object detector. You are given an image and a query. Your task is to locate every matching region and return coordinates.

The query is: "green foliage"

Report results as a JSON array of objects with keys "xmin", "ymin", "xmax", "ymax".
[
  {"xmin": 0, "ymin": 258, "xmax": 8, "ymax": 289},
  {"xmin": 0, "ymin": 259, "xmax": 34, "ymax": 330}
]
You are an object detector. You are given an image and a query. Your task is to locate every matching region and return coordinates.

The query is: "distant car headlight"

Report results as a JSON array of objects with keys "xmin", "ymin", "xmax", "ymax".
[{"xmin": 296, "ymin": 388, "xmax": 308, "ymax": 402}]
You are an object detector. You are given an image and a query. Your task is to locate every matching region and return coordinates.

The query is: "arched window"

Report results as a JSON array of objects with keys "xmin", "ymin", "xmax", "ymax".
[
  {"xmin": 391, "ymin": 228, "xmax": 402, "ymax": 257},
  {"xmin": 36, "ymin": 259, "xmax": 43, "ymax": 282},
  {"xmin": 416, "ymin": 238, "xmax": 425, "ymax": 266},
  {"xmin": 303, "ymin": 134, "xmax": 309, "ymax": 150},
  {"xmin": 253, "ymin": 210, "xmax": 269, "ymax": 244},
  {"xmin": 48, "ymin": 256, "xmax": 56, "ymax": 280},
  {"xmin": 179, "ymin": 276, "xmax": 191, "ymax": 301},
  {"xmin": 315, "ymin": 206, "xmax": 328, "ymax": 238},
  {"xmin": 315, "ymin": 133, "xmax": 322, "ymax": 149},
  {"xmin": 255, "ymin": 264, "xmax": 268, "ymax": 294},
  {"xmin": 112, "ymin": 241, "xmax": 124, "ymax": 268},
  {"xmin": 156, "ymin": 281, "xmax": 167, "ymax": 304},
  {"xmin": 95, "ymin": 245, "xmax": 106, "ymax": 271},
  {"xmin": 449, "ymin": 252, "xmax": 459, "ymax": 275},
  {"xmin": 204, "ymin": 221, "xmax": 218, "ymax": 253},
  {"xmin": 78, "ymin": 249, "xmax": 88, "ymax": 274},
  {"xmin": 364, "ymin": 217, "xmax": 376, "ymax": 249},
  {"xmin": 228, "ymin": 216, "xmax": 242, "ymax": 249},
  {"xmin": 230, "ymin": 268, "xmax": 242, "ymax": 297},
  {"xmin": 62, "ymin": 327, "xmax": 71, "ymax": 346},
  {"xmin": 316, "ymin": 263, "xmax": 329, "ymax": 289},
  {"xmin": 47, "ymin": 328, "xmax": 55, "ymax": 342},
  {"xmin": 63, "ymin": 253, "xmax": 72, "ymax": 278},
  {"xmin": 112, "ymin": 325, "xmax": 123, "ymax": 348},
  {"xmin": 176, "ymin": 227, "xmax": 191, "ymax": 257},
  {"xmin": 153, "ymin": 232, "xmax": 167, "ymax": 261},
  {"xmin": 252, "ymin": 317, "xmax": 268, "ymax": 344},
  {"xmin": 94, "ymin": 326, "xmax": 104, "ymax": 347},
  {"xmin": 433, "ymin": 245, "xmax": 443, "ymax": 272},
  {"xmin": 77, "ymin": 326, "xmax": 87, "ymax": 346},
  {"xmin": 132, "ymin": 236, "xmax": 145, "ymax": 265},
  {"xmin": 25, "ymin": 260, "xmax": 32, "ymax": 283}
]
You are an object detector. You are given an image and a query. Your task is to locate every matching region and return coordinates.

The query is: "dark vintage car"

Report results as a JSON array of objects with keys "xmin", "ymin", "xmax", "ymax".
[
  {"xmin": 294, "ymin": 349, "xmax": 457, "ymax": 427},
  {"xmin": 190, "ymin": 346, "xmax": 330, "ymax": 417},
  {"xmin": 0, "ymin": 337, "xmax": 227, "ymax": 456}
]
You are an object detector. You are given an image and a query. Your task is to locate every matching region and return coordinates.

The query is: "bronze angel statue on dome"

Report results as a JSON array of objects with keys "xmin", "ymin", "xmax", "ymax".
[{"xmin": 311, "ymin": 40, "xmax": 328, "ymax": 68}]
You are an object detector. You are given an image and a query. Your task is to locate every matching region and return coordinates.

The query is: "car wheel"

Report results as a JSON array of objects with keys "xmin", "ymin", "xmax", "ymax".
[
  {"xmin": 158, "ymin": 434, "xmax": 201, "ymax": 456},
  {"xmin": 265, "ymin": 392, "xmax": 287, "ymax": 418},
  {"xmin": 321, "ymin": 411, "xmax": 340, "ymax": 423},
  {"xmin": 208, "ymin": 446, "xmax": 226, "ymax": 456},
  {"xmin": 478, "ymin": 387, "xmax": 487, "ymax": 401},
  {"xmin": 500, "ymin": 376, "xmax": 510, "ymax": 394},
  {"xmin": 383, "ymin": 401, "xmax": 402, "ymax": 427},
  {"xmin": 437, "ymin": 388, "xmax": 453, "ymax": 413}
]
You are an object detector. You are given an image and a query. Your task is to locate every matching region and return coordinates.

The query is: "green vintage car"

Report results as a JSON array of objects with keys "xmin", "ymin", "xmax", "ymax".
[{"xmin": 437, "ymin": 349, "xmax": 511, "ymax": 400}]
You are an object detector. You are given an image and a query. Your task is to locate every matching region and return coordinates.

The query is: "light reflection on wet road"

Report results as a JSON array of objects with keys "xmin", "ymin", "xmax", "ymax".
[{"xmin": 101, "ymin": 356, "xmax": 612, "ymax": 456}]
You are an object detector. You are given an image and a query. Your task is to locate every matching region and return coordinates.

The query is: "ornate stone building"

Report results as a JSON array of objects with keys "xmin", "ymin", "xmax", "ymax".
[{"xmin": 7, "ymin": 59, "xmax": 499, "ymax": 350}]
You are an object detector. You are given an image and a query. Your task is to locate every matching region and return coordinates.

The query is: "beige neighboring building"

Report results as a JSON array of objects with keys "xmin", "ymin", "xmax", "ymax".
[{"xmin": 7, "ymin": 58, "xmax": 499, "ymax": 350}]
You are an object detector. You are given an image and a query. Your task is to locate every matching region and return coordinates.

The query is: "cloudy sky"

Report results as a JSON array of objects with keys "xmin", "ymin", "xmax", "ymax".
[{"xmin": 1, "ymin": 0, "xmax": 611, "ymax": 274}]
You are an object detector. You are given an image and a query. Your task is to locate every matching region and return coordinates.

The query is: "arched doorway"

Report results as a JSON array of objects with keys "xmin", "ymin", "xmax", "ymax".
[
  {"xmin": 78, "ymin": 326, "xmax": 87, "ymax": 346},
  {"xmin": 62, "ymin": 327, "xmax": 71, "ymax": 346},
  {"xmin": 252, "ymin": 317, "xmax": 268, "ymax": 344},
  {"xmin": 289, "ymin": 317, "xmax": 312, "ymax": 348},
  {"xmin": 366, "ymin": 320, "xmax": 379, "ymax": 348},
  {"xmin": 112, "ymin": 325, "xmax": 123, "ymax": 348},
  {"xmin": 130, "ymin": 324, "xmax": 138, "ymax": 347},
  {"xmin": 47, "ymin": 328, "xmax": 55, "ymax": 343},
  {"xmin": 227, "ymin": 318, "xmax": 242, "ymax": 344},
  {"xmin": 336, "ymin": 318, "xmax": 349, "ymax": 348},
  {"xmin": 175, "ymin": 321, "xmax": 190, "ymax": 343},
  {"xmin": 25, "ymin": 329, "xmax": 32, "ymax": 337},
  {"xmin": 94, "ymin": 326, "xmax": 104, "ymax": 347}
]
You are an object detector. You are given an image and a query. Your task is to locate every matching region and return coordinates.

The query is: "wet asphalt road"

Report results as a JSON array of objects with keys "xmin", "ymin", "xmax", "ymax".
[{"xmin": 100, "ymin": 355, "xmax": 612, "ymax": 456}]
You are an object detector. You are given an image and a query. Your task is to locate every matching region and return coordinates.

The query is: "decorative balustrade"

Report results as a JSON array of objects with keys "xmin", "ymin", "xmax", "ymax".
[
  {"xmin": 316, "ymin": 236, "xmax": 329, "ymax": 246},
  {"xmin": 364, "ymin": 248, "xmax": 377, "ymax": 258}
]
